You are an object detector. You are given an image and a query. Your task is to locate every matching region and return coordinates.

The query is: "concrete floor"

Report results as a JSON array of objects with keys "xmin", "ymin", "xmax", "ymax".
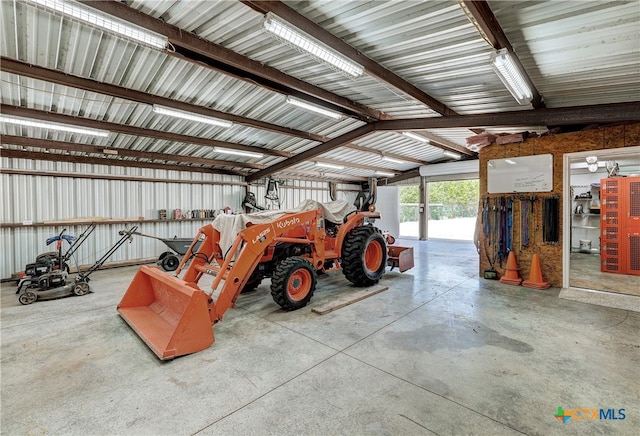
[
  {"xmin": 570, "ymin": 252, "xmax": 640, "ymax": 296},
  {"xmin": 1, "ymin": 239, "xmax": 638, "ymax": 435}
]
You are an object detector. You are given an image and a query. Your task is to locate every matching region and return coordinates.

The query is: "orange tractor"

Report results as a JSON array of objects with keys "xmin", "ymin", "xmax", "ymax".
[{"xmin": 118, "ymin": 200, "xmax": 411, "ymax": 360}]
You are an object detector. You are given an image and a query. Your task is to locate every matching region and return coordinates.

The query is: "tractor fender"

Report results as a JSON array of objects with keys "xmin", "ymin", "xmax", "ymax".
[{"xmin": 335, "ymin": 211, "xmax": 381, "ymax": 257}]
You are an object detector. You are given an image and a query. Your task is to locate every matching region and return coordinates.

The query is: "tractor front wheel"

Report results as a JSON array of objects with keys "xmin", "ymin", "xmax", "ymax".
[
  {"xmin": 271, "ymin": 257, "xmax": 317, "ymax": 311},
  {"xmin": 342, "ymin": 226, "xmax": 387, "ymax": 287}
]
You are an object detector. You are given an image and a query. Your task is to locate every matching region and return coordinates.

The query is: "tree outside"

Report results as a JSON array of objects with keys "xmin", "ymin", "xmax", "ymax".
[{"xmin": 399, "ymin": 180, "xmax": 479, "ymax": 240}]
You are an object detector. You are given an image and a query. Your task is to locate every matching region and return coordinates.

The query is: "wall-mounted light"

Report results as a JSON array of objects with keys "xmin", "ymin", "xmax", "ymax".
[
  {"xmin": 402, "ymin": 131, "xmax": 430, "ymax": 143},
  {"xmin": 25, "ymin": 0, "xmax": 167, "ymax": 49},
  {"xmin": 375, "ymin": 171, "xmax": 396, "ymax": 177},
  {"xmin": 152, "ymin": 105, "xmax": 233, "ymax": 128},
  {"xmin": 586, "ymin": 156, "xmax": 598, "ymax": 172},
  {"xmin": 381, "ymin": 154, "xmax": 404, "ymax": 164},
  {"xmin": 0, "ymin": 115, "xmax": 110, "ymax": 137},
  {"xmin": 491, "ymin": 48, "xmax": 533, "ymax": 105},
  {"xmin": 443, "ymin": 150, "xmax": 462, "ymax": 160},
  {"xmin": 213, "ymin": 147, "xmax": 263, "ymax": 159},
  {"xmin": 286, "ymin": 96, "xmax": 343, "ymax": 120},
  {"xmin": 263, "ymin": 12, "xmax": 364, "ymax": 78},
  {"xmin": 315, "ymin": 162, "xmax": 344, "ymax": 170}
]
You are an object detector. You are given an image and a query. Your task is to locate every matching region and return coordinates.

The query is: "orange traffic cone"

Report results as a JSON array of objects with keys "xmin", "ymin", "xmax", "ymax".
[
  {"xmin": 523, "ymin": 253, "xmax": 550, "ymax": 289},
  {"xmin": 499, "ymin": 251, "xmax": 522, "ymax": 285}
]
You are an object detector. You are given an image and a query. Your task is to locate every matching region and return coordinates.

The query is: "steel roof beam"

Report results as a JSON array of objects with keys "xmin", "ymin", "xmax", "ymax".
[
  {"xmin": 247, "ymin": 101, "xmax": 640, "ymax": 180},
  {"xmin": 1, "ymin": 59, "xmax": 470, "ymax": 165},
  {"xmin": 0, "ymin": 104, "xmax": 290, "ymax": 158},
  {"xmin": 0, "ymin": 135, "xmax": 264, "ymax": 171},
  {"xmin": 374, "ymin": 102, "xmax": 640, "ymax": 130},
  {"xmin": 246, "ymin": 124, "xmax": 375, "ymax": 182},
  {"xmin": 0, "ymin": 57, "xmax": 325, "ymax": 143},
  {"xmin": 462, "ymin": 1, "xmax": 544, "ymax": 109},
  {"xmin": 242, "ymin": 1, "xmax": 458, "ymax": 117},
  {"xmin": 78, "ymin": 0, "xmax": 384, "ymax": 122},
  {"xmin": 0, "ymin": 149, "xmax": 247, "ymax": 176}
]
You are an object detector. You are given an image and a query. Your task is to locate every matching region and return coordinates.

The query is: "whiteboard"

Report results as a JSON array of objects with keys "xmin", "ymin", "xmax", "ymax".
[{"xmin": 487, "ymin": 154, "xmax": 553, "ymax": 193}]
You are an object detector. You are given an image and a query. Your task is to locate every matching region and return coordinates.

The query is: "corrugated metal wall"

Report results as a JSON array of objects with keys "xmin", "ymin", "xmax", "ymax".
[
  {"xmin": 0, "ymin": 157, "xmax": 246, "ymax": 279},
  {"xmin": 1, "ymin": 158, "xmax": 362, "ymax": 279}
]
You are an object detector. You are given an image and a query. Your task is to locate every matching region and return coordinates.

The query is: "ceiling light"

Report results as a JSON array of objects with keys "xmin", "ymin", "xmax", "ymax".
[
  {"xmin": 0, "ymin": 115, "xmax": 110, "ymax": 137},
  {"xmin": 381, "ymin": 155, "xmax": 404, "ymax": 164},
  {"xmin": 443, "ymin": 150, "xmax": 462, "ymax": 160},
  {"xmin": 285, "ymin": 96, "xmax": 343, "ymax": 120},
  {"xmin": 402, "ymin": 131, "xmax": 430, "ymax": 143},
  {"xmin": 491, "ymin": 48, "xmax": 533, "ymax": 105},
  {"xmin": 375, "ymin": 171, "xmax": 396, "ymax": 177},
  {"xmin": 213, "ymin": 147, "xmax": 263, "ymax": 159},
  {"xmin": 25, "ymin": 0, "xmax": 167, "ymax": 49},
  {"xmin": 315, "ymin": 162, "xmax": 344, "ymax": 170},
  {"xmin": 152, "ymin": 105, "xmax": 233, "ymax": 128},
  {"xmin": 263, "ymin": 12, "xmax": 364, "ymax": 78},
  {"xmin": 102, "ymin": 148, "xmax": 118, "ymax": 155}
]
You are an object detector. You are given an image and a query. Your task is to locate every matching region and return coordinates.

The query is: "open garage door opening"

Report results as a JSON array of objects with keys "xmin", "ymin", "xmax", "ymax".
[{"xmin": 399, "ymin": 180, "xmax": 479, "ymax": 241}]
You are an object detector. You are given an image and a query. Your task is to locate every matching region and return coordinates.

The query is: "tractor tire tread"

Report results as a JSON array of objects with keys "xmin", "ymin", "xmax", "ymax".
[
  {"xmin": 342, "ymin": 226, "xmax": 387, "ymax": 287},
  {"xmin": 271, "ymin": 257, "xmax": 316, "ymax": 311}
]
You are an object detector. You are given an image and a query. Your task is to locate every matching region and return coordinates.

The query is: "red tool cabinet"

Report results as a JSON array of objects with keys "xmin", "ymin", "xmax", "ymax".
[{"xmin": 601, "ymin": 177, "xmax": 640, "ymax": 275}]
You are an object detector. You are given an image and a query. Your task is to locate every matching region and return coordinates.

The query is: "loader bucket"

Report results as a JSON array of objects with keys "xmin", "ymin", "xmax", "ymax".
[{"xmin": 118, "ymin": 265, "xmax": 214, "ymax": 360}]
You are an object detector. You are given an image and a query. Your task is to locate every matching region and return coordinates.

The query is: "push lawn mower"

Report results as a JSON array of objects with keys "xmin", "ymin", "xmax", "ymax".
[
  {"xmin": 21, "ymin": 223, "xmax": 97, "ymax": 278},
  {"xmin": 16, "ymin": 226, "xmax": 138, "ymax": 305}
]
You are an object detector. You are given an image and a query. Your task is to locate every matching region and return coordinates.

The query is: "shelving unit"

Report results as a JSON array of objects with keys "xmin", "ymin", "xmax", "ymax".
[
  {"xmin": 570, "ymin": 184, "xmax": 601, "ymax": 253},
  {"xmin": 601, "ymin": 176, "xmax": 640, "ymax": 275}
]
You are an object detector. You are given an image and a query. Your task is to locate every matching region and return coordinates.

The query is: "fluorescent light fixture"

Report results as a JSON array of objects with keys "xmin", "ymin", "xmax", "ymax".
[
  {"xmin": 382, "ymin": 155, "xmax": 404, "ymax": 164},
  {"xmin": 213, "ymin": 147, "xmax": 263, "ymax": 159},
  {"xmin": 375, "ymin": 171, "xmax": 396, "ymax": 177},
  {"xmin": 491, "ymin": 48, "xmax": 533, "ymax": 105},
  {"xmin": 402, "ymin": 131, "xmax": 430, "ymax": 143},
  {"xmin": 443, "ymin": 150, "xmax": 462, "ymax": 160},
  {"xmin": 152, "ymin": 105, "xmax": 233, "ymax": 128},
  {"xmin": 0, "ymin": 115, "xmax": 110, "ymax": 137},
  {"xmin": 315, "ymin": 162, "xmax": 344, "ymax": 170},
  {"xmin": 25, "ymin": 0, "xmax": 167, "ymax": 49},
  {"xmin": 286, "ymin": 96, "xmax": 342, "ymax": 120},
  {"xmin": 263, "ymin": 12, "xmax": 364, "ymax": 78},
  {"xmin": 102, "ymin": 148, "xmax": 118, "ymax": 155}
]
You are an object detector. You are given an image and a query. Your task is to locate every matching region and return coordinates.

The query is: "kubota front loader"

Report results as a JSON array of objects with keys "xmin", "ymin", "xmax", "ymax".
[{"xmin": 118, "ymin": 201, "xmax": 408, "ymax": 360}]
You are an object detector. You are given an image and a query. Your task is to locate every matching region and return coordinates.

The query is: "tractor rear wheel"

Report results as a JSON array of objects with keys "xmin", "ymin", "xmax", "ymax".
[
  {"xmin": 271, "ymin": 257, "xmax": 317, "ymax": 311},
  {"xmin": 342, "ymin": 226, "xmax": 387, "ymax": 287}
]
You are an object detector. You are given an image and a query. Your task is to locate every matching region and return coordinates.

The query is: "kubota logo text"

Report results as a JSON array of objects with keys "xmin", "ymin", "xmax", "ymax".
[{"xmin": 276, "ymin": 217, "xmax": 301, "ymax": 229}]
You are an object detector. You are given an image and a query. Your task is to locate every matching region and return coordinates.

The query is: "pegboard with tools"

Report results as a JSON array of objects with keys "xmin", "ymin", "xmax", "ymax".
[{"xmin": 481, "ymin": 195, "xmax": 559, "ymax": 274}]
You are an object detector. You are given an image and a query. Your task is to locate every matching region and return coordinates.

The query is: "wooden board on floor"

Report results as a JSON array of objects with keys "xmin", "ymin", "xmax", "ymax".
[{"xmin": 312, "ymin": 285, "xmax": 389, "ymax": 315}]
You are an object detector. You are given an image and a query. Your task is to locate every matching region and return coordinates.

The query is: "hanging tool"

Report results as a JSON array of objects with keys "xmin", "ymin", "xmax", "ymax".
[{"xmin": 543, "ymin": 195, "xmax": 559, "ymax": 244}]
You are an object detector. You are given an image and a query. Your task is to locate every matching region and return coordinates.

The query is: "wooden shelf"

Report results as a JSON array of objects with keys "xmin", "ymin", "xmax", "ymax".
[{"xmin": 0, "ymin": 218, "xmax": 213, "ymax": 229}]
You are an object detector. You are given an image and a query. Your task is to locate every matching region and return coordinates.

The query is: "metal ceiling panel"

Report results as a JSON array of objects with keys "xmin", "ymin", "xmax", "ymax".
[
  {"xmin": 488, "ymin": 0, "xmax": 640, "ymax": 108},
  {"xmin": 2, "ymin": 0, "xmax": 639, "ymax": 185}
]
